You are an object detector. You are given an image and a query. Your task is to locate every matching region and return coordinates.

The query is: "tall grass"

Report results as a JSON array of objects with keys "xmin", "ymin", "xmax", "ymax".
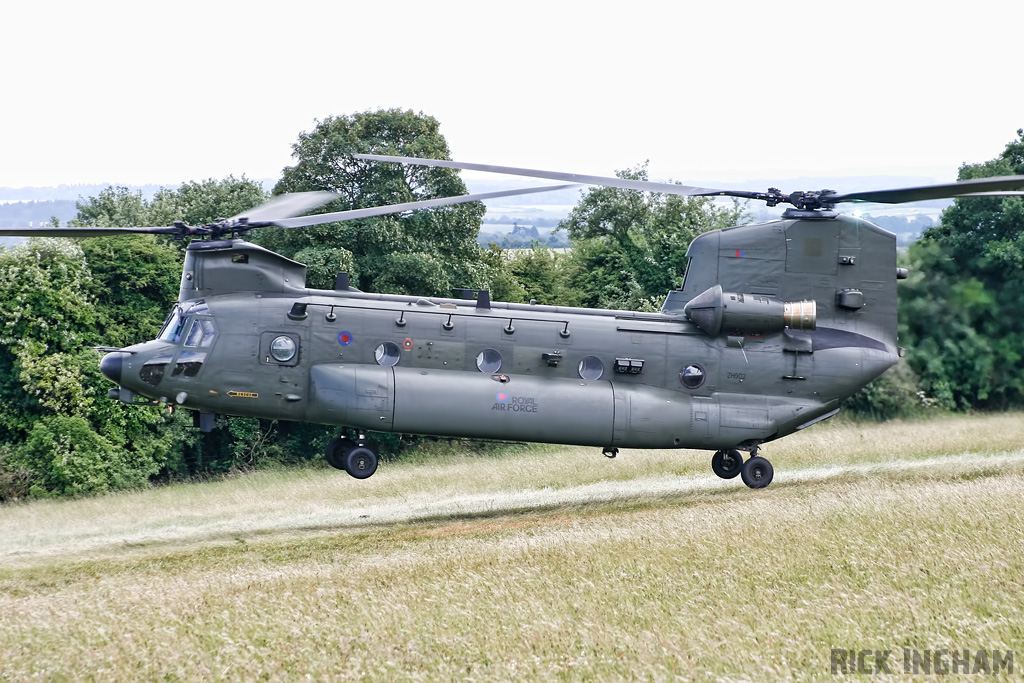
[{"xmin": 2, "ymin": 413, "xmax": 1024, "ymax": 680}]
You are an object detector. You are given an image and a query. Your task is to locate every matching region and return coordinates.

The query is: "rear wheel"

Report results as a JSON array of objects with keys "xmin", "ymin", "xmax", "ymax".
[
  {"xmin": 345, "ymin": 446, "xmax": 379, "ymax": 480},
  {"xmin": 740, "ymin": 456, "xmax": 774, "ymax": 489}
]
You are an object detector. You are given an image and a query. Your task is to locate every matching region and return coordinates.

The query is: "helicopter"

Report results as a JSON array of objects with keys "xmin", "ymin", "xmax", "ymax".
[{"xmin": 3, "ymin": 158, "xmax": 1024, "ymax": 489}]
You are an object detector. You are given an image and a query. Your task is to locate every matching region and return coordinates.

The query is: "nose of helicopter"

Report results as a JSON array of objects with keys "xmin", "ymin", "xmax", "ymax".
[{"xmin": 100, "ymin": 351, "xmax": 125, "ymax": 384}]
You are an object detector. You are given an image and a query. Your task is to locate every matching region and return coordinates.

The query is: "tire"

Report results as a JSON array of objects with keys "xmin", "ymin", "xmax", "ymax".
[
  {"xmin": 711, "ymin": 449, "xmax": 744, "ymax": 479},
  {"xmin": 740, "ymin": 456, "xmax": 774, "ymax": 489},
  {"xmin": 326, "ymin": 437, "xmax": 354, "ymax": 471},
  {"xmin": 344, "ymin": 446, "xmax": 378, "ymax": 480}
]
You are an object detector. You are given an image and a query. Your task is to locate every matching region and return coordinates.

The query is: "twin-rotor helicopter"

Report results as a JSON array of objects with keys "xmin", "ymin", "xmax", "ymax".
[{"xmin": 4, "ymin": 155, "xmax": 1024, "ymax": 488}]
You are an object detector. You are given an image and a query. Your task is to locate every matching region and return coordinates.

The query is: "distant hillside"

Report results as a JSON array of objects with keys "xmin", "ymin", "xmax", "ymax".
[{"xmin": 0, "ymin": 200, "xmax": 79, "ymax": 227}]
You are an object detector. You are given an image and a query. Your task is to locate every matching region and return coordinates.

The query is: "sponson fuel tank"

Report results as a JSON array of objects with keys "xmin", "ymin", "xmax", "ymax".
[{"xmin": 305, "ymin": 364, "xmax": 836, "ymax": 450}]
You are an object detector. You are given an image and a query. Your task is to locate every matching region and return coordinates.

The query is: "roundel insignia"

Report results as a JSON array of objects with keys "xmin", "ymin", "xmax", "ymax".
[
  {"xmin": 402, "ymin": 338, "xmax": 414, "ymax": 350},
  {"xmin": 338, "ymin": 331, "xmax": 353, "ymax": 346},
  {"xmin": 496, "ymin": 392, "xmax": 508, "ymax": 402}
]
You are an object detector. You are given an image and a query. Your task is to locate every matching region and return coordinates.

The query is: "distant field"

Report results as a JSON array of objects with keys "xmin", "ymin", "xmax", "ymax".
[{"xmin": 2, "ymin": 413, "xmax": 1024, "ymax": 680}]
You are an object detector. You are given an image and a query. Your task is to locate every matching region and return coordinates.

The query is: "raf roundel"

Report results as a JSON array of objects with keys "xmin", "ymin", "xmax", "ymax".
[
  {"xmin": 496, "ymin": 392, "xmax": 509, "ymax": 402},
  {"xmin": 337, "ymin": 331, "xmax": 353, "ymax": 346},
  {"xmin": 403, "ymin": 338, "xmax": 414, "ymax": 350}
]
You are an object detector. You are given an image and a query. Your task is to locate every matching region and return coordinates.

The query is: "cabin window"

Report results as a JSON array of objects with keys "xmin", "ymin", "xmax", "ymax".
[
  {"xmin": 680, "ymin": 364, "xmax": 706, "ymax": 389},
  {"xmin": 270, "ymin": 335, "xmax": 297, "ymax": 362},
  {"xmin": 261, "ymin": 332, "xmax": 301, "ymax": 366},
  {"xmin": 375, "ymin": 341, "xmax": 401, "ymax": 367},
  {"xmin": 476, "ymin": 348, "xmax": 502, "ymax": 373},
  {"xmin": 578, "ymin": 356, "xmax": 604, "ymax": 381}
]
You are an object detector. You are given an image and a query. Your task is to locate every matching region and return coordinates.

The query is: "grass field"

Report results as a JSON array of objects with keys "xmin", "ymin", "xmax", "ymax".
[{"xmin": 2, "ymin": 413, "xmax": 1024, "ymax": 680}]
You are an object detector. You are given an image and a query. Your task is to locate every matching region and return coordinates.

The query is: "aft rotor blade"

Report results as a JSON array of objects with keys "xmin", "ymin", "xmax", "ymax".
[
  {"xmin": 829, "ymin": 175, "xmax": 1024, "ymax": 204},
  {"xmin": 266, "ymin": 184, "xmax": 582, "ymax": 229},
  {"xmin": 0, "ymin": 226, "xmax": 180, "ymax": 237},
  {"xmin": 354, "ymin": 153, "xmax": 735, "ymax": 198},
  {"xmin": 229, "ymin": 191, "xmax": 338, "ymax": 223}
]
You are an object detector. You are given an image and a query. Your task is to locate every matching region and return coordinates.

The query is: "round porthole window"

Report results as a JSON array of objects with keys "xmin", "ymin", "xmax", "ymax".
[
  {"xmin": 680, "ymin": 364, "xmax": 706, "ymax": 389},
  {"xmin": 476, "ymin": 348, "xmax": 502, "ymax": 373},
  {"xmin": 375, "ymin": 341, "xmax": 401, "ymax": 366},
  {"xmin": 578, "ymin": 355, "xmax": 604, "ymax": 381},
  {"xmin": 270, "ymin": 335, "xmax": 297, "ymax": 362}
]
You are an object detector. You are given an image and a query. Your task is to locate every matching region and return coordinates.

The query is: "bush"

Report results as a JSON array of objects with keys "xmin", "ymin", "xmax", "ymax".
[
  {"xmin": 17, "ymin": 415, "xmax": 117, "ymax": 497},
  {"xmin": 0, "ymin": 443, "xmax": 30, "ymax": 502},
  {"xmin": 843, "ymin": 360, "xmax": 938, "ymax": 420}
]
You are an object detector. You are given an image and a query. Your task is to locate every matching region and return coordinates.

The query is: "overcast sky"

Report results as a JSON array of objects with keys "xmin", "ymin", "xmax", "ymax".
[{"xmin": 2, "ymin": 0, "xmax": 1020, "ymax": 191}]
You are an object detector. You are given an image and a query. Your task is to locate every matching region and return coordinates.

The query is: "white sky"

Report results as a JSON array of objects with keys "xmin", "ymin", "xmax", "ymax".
[{"xmin": 2, "ymin": 0, "xmax": 1020, "ymax": 190}]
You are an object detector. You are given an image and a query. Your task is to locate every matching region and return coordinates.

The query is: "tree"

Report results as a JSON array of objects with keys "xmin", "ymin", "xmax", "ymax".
[
  {"xmin": 71, "ymin": 177, "xmax": 268, "ymax": 230},
  {"xmin": 898, "ymin": 130, "xmax": 1024, "ymax": 410},
  {"xmin": 256, "ymin": 109, "xmax": 491, "ymax": 294},
  {"xmin": 147, "ymin": 177, "xmax": 269, "ymax": 230},
  {"xmin": 0, "ymin": 239, "xmax": 178, "ymax": 497},
  {"xmin": 560, "ymin": 164, "xmax": 748, "ymax": 310},
  {"xmin": 0, "ymin": 178, "xmax": 270, "ymax": 498}
]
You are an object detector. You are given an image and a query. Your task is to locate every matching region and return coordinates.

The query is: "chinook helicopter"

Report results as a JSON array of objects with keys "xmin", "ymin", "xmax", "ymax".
[{"xmin": 3, "ymin": 158, "xmax": 1024, "ymax": 489}]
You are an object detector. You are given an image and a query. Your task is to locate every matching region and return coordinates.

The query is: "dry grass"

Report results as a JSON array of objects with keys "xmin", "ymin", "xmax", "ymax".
[{"xmin": 2, "ymin": 413, "xmax": 1024, "ymax": 680}]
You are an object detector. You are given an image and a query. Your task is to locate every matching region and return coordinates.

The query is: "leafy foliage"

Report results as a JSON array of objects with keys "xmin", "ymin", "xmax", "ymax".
[
  {"xmin": 898, "ymin": 130, "xmax": 1024, "ymax": 410},
  {"xmin": 559, "ymin": 164, "xmax": 748, "ymax": 310},
  {"xmin": 0, "ymin": 178, "xmax": 267, "ymax": 499},
  {"xmin": 256, "ymin": 109, "xmax": 492, "ymax": 294},
  {"xmin": 0, "ymin": 240, "xmax": 178, "ymax": 497}
]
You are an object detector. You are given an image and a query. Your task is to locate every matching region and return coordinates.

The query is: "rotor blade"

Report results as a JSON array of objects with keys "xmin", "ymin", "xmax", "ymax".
[
  {"xmin": 229, "ymin": 191, "xmax": 338, "ymax": 223},
  {"xmin": 954, "ymin": 191, "xmax": 1024, "ymax": 197},
  {"xmin": 266, "ymin": 184, "xmax": 582, "ymax": 229},
  {"xmin": 354, "ymin": 153, "xmax": 735, "ymax": 198},
  {"xmin": 829, "ymin": 175, "xmax": 1024, "ymax": 204},
  {"xmin": 0, "ymin": 226, "xmax": 180, "ymax": 237}
]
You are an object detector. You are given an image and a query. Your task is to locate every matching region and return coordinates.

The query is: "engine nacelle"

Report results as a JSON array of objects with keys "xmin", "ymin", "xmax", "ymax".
[{"xmin": 683, "ymin": 284, "xmax": 816, "ymax": 337}]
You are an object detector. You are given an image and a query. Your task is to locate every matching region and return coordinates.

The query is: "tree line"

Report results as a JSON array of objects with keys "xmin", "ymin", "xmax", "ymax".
[{"xmin": 1, "ymin": 111, "xmax": 1021, "ymax": 500}]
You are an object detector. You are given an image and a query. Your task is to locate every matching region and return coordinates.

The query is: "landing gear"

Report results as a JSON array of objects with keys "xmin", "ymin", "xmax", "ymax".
[
  {"xmin": 602, "ymin": 446, "xmax": 619, "ymax": 459},
  {"xmin": 711, "ymin": 449, "xmax": 744, "ymax": 479},
  {"xmin": 325, "ymin": 434, "xmax": 379, "ymax": 479},
  {"xmin": 711, "ymin": 446, "xmax": 774, "ymax": 488},
  {"xmin": 740, "ymin": 456, "xmax": 774, "ymax": 489}
]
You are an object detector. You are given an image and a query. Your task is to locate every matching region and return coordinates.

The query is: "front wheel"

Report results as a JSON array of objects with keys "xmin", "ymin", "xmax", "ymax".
[
  {"xmin": 711, "ymin": 449, "xmax": 744, "ymax": 479},
  {"xmin": 326, "ymin": 437, "xmax": 354, "ymax": 471}
]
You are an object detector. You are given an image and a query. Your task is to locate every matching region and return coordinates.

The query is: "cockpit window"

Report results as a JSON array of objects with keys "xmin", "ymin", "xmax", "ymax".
[
  {"xmin": 158, "ymin": 301, "xmax": 211, "ymax": 343},
  {"xmin": 172, "ymin": 351, "xmax": 207, "ymax": 378},
  {"xmin": 183, "ymin": 318, "xmax": 218, "ymax": 348},
  {"xmin": 140, "ymin": 354, "xmax": 174, "ymax": 386},
  {"xmin": 157, "ymin": 306, "xmax": 185, "ymax": 343}
]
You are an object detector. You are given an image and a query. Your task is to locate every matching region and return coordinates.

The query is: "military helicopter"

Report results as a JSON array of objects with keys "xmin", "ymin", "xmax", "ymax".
[{"xmin": 3, "ymin": 157, "xmax": 1024, "ymax": 489}]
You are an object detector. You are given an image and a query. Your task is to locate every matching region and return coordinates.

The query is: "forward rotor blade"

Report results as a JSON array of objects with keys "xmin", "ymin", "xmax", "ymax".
[
  {"xmin": 354, "ymin": 154, "xmax": 733, "ymax": 198},
  {"xmin": 266, "ymin": 184, "xmax": 582, "ymax": 229},
  {"xmin": 829, "ymin": 175, "xmax": 1024, "ymax": 204},
  {"xmin": 229, "ymin": 191, "xmax": 338, "ymax": 223},
  {"xmin": 0, "ymin": 226, "xmax": 180, "ymax": 237}
]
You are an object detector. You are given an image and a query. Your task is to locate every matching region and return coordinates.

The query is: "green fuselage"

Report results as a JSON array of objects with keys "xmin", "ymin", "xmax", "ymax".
[{"xmin": 106, "ymin": 211, "xmax": 900, "ymax": 452}]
